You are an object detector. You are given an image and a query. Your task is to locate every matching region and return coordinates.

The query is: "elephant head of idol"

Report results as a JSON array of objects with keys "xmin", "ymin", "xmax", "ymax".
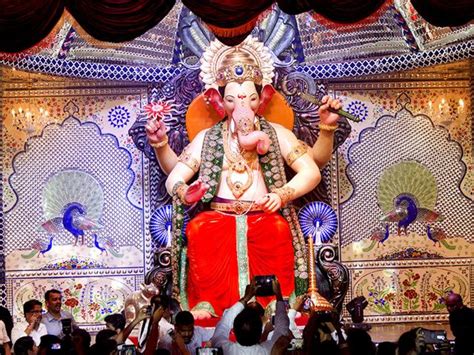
[{"xmin": 200, "ymin": 37, "xmax": 277, "ymax": 155}]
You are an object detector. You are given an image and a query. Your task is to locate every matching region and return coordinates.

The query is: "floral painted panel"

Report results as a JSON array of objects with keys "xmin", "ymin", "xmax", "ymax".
[
  {"xmin": 10, "ymin": 276, "xmax": 135, "ymax": 325},
  {"xmin": 351, "ymin": 265, "xmax": 470, "ymax": 317}
]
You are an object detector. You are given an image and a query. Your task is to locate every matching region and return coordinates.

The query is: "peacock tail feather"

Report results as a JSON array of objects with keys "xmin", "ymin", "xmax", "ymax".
[
  {"xmin": 42, "ymin": 170, "xmax": 104, "ymax": 221},
  {"xmin": 21, "ymin": 250, "xmax": 39, "ymax": 259},
  {"xmin": 440, "ymin": 239, "xmax": 456, "ymax": 250},
  {"xmin": 377, "ymin": 161, "xmax": 438, "ymax": 213}
]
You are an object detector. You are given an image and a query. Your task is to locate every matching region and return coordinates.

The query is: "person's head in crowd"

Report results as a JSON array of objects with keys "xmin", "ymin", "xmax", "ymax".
[
  {"xmin": 233, "ymin": 307, "xmax": 262, "ymax": 347},
  {"xmin": 105, "ymin": 313, "xmax": 126, "ymax": 334},
  {"xmin": 95, "ymin": 329, "xmax": 117, "ymax": 344},
  {"xmin": 445, "ymin": 293, "xmax": 463, "ymax": 314},
  {"xmin": 346, "ymin": 327, "xmax": 376, "ymax": 355},
  {"xmin": 14, "ymin": 336, "xmax": 38, "ymax": 355},
  {"xmin": 245, "ymin": 301, "xmax": 265, "ymax": 319},
  {"xmin": 71, "ymin": 328, "xmax": 91, "ymax": 353},
  {"xmin": 38, "ymin": 334, "xmax": 63, "ymax": 355},
  {"xmin": 174, "ymin": 311, "xmax": 195, "ymax": 345},
  {"xmin": 302, "ymin": 311, "xmax": 335, "ymax": 352},
  {"xmin": 397, "ymin": 328, "xmax": 421, "ymax": 355},
  {"xmin": 24, "ymin": 300, "xmax": 43, "ymax": 323},
  {"xmin": 44, "ymin": 290, "xmax": 63, "ymax": 316},
  {"xmin": 88, "ymin": 338, "xmax": 117, "ymax": 355},
  {"xmin": 376, "ymin": 341, "xmax": 397, "ymax": 355}
]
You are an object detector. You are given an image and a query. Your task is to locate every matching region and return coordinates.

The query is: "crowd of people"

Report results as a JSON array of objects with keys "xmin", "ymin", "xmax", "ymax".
[{"xmin": 0, "ymin": 285, "xmax": 472, "ymax": 355}]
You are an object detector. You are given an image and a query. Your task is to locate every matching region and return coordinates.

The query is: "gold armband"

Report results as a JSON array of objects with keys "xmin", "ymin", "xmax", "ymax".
[
  {"xmin": 178, "ymin": 150, "xmax": 200, "ymax": 173},
  {"xmin": 172, "ymin": 181, "xmax": 189, "ymax": 205},
  {"xmin": 272, "ymin": 186, "xmax": 295, "ymax": 207},
  {"xmin": 286, "ymin": 141, "xmax": 309, "ymax": 166},
  {"xmin": 319, "ymin": 123, "xmax": 338, "ymax": 132},
  {"xmin": 150, "ymin": 136, "xmax": 169, "ymax": 149}
]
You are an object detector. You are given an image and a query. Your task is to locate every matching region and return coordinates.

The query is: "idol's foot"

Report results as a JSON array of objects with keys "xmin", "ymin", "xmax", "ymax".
[{"xmin": 191, "ymin": 309, "xmax": 215, "ymax": 320}]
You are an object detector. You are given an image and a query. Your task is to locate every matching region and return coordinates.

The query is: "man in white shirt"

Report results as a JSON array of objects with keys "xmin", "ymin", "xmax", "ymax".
[
  {"xmin": 11, "ymin": 299, "xmax": 48, "ymax": 346},
  {"xmin": 41, "ymin": 289, "xmax": 77, "ymax": 338},
  {"xmin": 0, "ymin": 319, "xmax": 11, "ymax": 355},
  {"xmin": 211, "ymin": 279, "xmax": 290, "ymax": 354},
  {"xmin": 158, "ymin": 311, "xmax": 213, "ymax": 354}
]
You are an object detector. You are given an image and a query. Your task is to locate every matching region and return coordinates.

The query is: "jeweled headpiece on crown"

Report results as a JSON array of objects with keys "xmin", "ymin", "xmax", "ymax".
[{"xmin": 200, "ymin": 36, "xmax": 274, "ymax": 90}]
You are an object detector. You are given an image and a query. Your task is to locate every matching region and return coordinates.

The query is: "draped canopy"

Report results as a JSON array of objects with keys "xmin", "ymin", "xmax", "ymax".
[{"xmin": 0, "ymin": 0, "xmax": 472, "ymax": 53}]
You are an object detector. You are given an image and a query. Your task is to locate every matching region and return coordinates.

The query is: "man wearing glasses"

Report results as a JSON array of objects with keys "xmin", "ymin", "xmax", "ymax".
[{"xmin": 11, "ymin": 299, "xmax": 48, "ymax": 346}]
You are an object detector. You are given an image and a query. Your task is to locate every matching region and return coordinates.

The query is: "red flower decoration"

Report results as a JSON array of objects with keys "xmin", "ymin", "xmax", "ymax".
[
  {"xmin": 404, "ymin": 289, "xmax": 418, "ymax": 300},
  {"xmin": 89, "ymin": 303, "xmax": 100, "ymax": 311},
  {"xmin": 402, "ymin": 279, "xmax": 410, "ymax": 287},
  {"xmin": 75, "ymin": 284, "xmax": 83, "ymax": 290},
  {"xmin": 413, "ymin": 274, "xmax": 420, "ymax": 281},
  {"xmin": 143, "ymin": 101, "xmax": 174, "ymax": 121},
  {"xmin": 65, "ymin": 298, "xmax": 79, "ymax": 308}
]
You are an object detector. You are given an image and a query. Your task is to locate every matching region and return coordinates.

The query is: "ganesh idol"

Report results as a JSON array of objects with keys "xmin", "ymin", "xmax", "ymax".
[{"xmin": 145, "ymin": 37, "xmax": 342, "ymax": 318}]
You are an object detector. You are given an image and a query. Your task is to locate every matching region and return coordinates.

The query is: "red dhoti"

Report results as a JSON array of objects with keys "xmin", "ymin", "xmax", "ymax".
[{"xmin": 186, "ymin": 210, "xmax": 295, "ymax": 316}]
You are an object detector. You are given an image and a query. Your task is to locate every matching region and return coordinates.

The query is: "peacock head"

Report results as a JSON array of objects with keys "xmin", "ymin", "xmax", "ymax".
[{"xmin": 395, "ymin": 195, "xmax": 418, "ymax": 211}]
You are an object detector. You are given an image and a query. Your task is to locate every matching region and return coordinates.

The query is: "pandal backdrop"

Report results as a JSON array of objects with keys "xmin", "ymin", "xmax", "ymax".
[{"xmin": 0, "ymin": 0, "xmax": 473, "ymax": 329}]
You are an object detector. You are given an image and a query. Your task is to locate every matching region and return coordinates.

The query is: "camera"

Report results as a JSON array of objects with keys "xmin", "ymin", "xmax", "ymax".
[
  {"xmin": 421, "ymin": 329, "xmax": 447, "ymax": 344},
  {"xmin": 255, "ymin": 275, "xmax": 275, "ymax": 296},
  {"xmin": 196, "ymin": 348, "xmax": 220, "ymax": 355},
  {"xmin": 117, "ymin": 344, "xmax": 137, "ymax": 355},
  {"xmin": 61, "ymin": 318, "xmax": 72, "ymax": 336}
]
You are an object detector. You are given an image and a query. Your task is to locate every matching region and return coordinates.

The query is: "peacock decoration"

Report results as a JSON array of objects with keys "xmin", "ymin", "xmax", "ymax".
[
  {"xmin": 298, "ymin": 201, "xmax": 338, "ymax": 244},
  {"xmin": 149, "ymin": 204, "xmax": 189, "ymax": 247},
  {"xmin": 362, "ymin": 224, "xmax": 390, "ymax": 252},
  {"xmin": 22, "ymin": 170, "xmax": 107, "ymax": 258},
  {"xmin": 375, "ymin": 161, "xmax": 454, "ymax": 249},
  {"xmin": 21, "ymin": 236, "xmax": 54, "ymax": 258},
  {"xmin": 93, "ymin": 233, "xmax": 124, "ymax": 257}
]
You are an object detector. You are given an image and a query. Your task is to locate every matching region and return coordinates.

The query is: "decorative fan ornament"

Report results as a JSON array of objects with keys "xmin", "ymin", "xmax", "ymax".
[
  {"xmin": 149, "ymin": 205, "xmax": 189, "ymax": 246},
  {"xmin": 298, "ymin": 201, "xmax": 338, "ymax": 243}
]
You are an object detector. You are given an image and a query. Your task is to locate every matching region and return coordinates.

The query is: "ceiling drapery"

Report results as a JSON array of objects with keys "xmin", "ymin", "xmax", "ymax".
[{"xmin": 0, "ymin": 0, "xmax": 472, "ymax": 53}]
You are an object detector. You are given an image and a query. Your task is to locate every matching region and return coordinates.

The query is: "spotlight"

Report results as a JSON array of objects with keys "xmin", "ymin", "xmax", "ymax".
[{"xmin": 346, "ymin": 296, "xmax": 371, "ymax": 330}]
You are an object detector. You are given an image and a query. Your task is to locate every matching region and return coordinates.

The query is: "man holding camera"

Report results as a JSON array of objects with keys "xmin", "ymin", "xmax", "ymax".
[
  {"xmin": 158, "ymin": 311, "xmax": 213, "ymax": 354},
  {"xmin": 11, "ymin": 300, "xmax": 48, "ymax": 346},
  {"xmin": 41, "ymin": 289, "xmax": 77, "ymax": 338},
  {"xmin": 211, "ymin": 278, "xmax": 290, "ymax": 354}
]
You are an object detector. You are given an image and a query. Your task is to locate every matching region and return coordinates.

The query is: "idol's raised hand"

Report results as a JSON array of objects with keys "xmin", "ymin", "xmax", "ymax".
[
  {"xmin": 145, "ymin": 118, "xmax": 168, "ymax": 146},
  {"xmin": 318, "ymin": 95, "xmax": 343, "ymax": 126}
]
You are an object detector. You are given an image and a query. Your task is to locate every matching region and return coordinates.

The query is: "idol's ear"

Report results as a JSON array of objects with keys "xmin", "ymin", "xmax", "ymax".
[
  {"xmin": 257, "ymin": 84, "xmax": 276, "ymax": 116},
  {"xmin": 203, "ymin": 88, "xmax": 226, "ymax": 119}
]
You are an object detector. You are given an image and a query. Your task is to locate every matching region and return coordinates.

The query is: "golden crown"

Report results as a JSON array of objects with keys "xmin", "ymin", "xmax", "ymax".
[{"xmin": 200, "ymin": 36, "xmax": 274, "ymax": 89}]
